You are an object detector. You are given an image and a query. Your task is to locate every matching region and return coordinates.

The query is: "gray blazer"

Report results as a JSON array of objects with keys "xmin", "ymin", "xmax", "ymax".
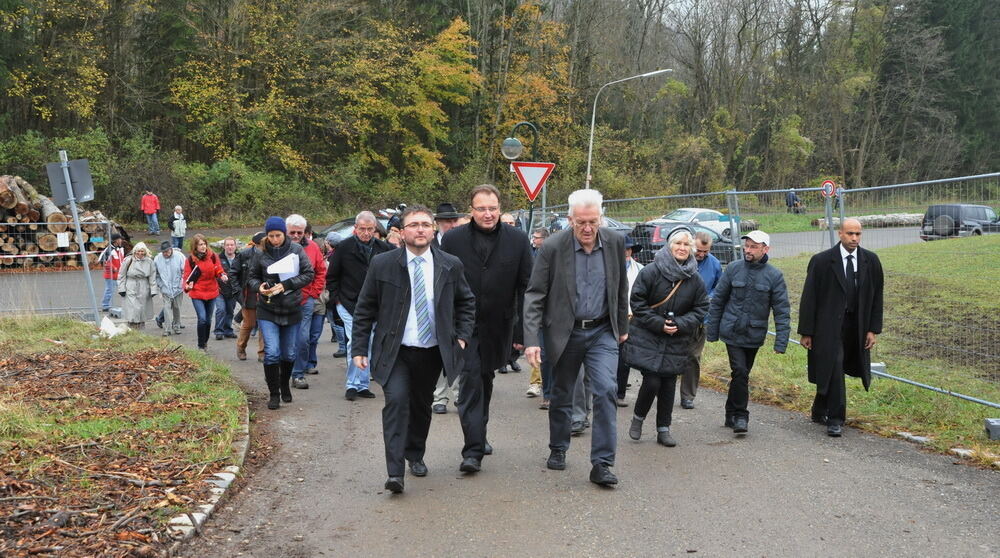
[{"xmin": 523, "ymin": 227, "xmax": 629, "ymax": 366}]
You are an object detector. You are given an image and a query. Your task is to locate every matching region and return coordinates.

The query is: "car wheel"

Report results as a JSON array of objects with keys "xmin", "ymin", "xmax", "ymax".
[
  {"xmin": 932, "ymin": 214, "xmax": 955, "ymax": 236},
  {"xmin": 972, "ymin": 229, "xmax": 982, "ymax": 236},
  {"xmin": 722, "ymin": 228, "xmax": 731, "ymax": 238}
]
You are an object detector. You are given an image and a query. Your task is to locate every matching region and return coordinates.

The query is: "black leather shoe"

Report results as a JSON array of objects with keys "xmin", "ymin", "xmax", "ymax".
[
  {"xmin": 357, "ymin": 389, "xmax": 376, "ymax": 398},
  {"xmin": 680, "ymin": 399, "xmax": 694, "ymax": 409},
  {"xmin": 811, "ymin": 413, "xmax": 828, "ymax": 424},
  {"xmin": 571, "ymin": 421, "xmax": 585, "ymax": 436},
  {"xmin": 498, "ymin": 366, "xmax": 509, "ymax": 374},
  {"xmin": 483, "ymin": 442, "xmax": 493, "ymax": 455},
  {"xmin": 384, "ymin": 477, "xmax": 404, "ymax": 494},
  {"xmin": 215, "ymin": 334, "xmax": 224, "ymax": 340},
  {"xmin": 589, "ymin": 463, "xmax": 618, "ymax": 486},
  {"xmin": 333, "ymin": 350, "xmax": 346, "ymax": 358},
  {"xmin": 409, "ymin": 460, "xmax": 428, "ymax": 477},
  {"xmin": 432, "ymin": 404, "xmax": 447, "ymax": 414},
  {"xmin": 546, "ymin": 449, "xmax": 566, "ymax": 470},
  {"xmin": 345, "ymin": 388, "xmax": 357, "ymax": 401},
  {"xmin": 724, "ymin": 415, "xmax": 735, "ymax": 428},
  {"xmin": 827, "ymin": 423, "xmax": 843, "ymax": 437},
  {"xmin": 460, "ymin": 457, "xmax": 481, "ymax": 473},
  {"xmin": 733, "ymin": 417, "xmax": 748, "ymax": 434},
  {"xmin": 509, "ymin": 360, "xmax": 522, "ymax": 372}
]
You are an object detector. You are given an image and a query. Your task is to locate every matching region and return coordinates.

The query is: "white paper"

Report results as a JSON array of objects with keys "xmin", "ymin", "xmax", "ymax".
[
  {"xmin": 56, "ymin": 232, "xmax": 70, "ymax": 247},
  {"xmin": 266, "ymin": 253, "xmax": 300, "ymax": 282}
]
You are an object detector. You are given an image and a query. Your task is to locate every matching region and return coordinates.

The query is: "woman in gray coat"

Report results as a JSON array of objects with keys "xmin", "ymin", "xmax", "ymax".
[
  {"xmin": 622, "ymin": 227, "xmax": 709, "ymax": 446},
  {"xmin": 117, "ymin": 241, "xmax": 159, "ymax": 329}
]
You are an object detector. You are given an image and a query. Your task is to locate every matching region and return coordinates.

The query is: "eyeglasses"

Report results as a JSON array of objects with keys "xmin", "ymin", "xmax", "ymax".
[
  {"xmin": 471, "ymin": 206, "xmax": 500, "ymax": 214},
  {"xmin": 287, "ymin": 231, "xmax": 305, "ymax": 236},
  {"xmin": 403, "ymin": 222, "xmax": 434, "ymax": 230}
]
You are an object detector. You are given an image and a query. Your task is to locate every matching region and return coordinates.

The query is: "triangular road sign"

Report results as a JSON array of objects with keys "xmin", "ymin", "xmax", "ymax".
[{"xmin": 511, "ymin": 162, "xmax": 555, "ymax": 202}]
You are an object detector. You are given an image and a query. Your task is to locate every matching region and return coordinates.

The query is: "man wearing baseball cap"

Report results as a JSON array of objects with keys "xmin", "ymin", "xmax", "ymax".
[{"xmin": 705, "ymin": 229, "xmax": 791, "ymax": 435}]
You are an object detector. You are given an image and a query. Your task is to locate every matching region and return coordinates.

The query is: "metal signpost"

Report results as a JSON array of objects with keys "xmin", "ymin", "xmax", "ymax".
[{"xmin": 48, "ymin": 151, "xmax": 101, "ymax": 325}]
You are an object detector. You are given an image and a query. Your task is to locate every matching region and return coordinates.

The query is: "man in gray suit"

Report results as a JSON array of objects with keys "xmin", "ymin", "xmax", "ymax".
[
  {"xmin": 524, "ymin": 189, "xmax": 629, "ymax": 487},
  {"xmin": 352, "ymin": 205, "xmax": 476, "ymax": 494}
]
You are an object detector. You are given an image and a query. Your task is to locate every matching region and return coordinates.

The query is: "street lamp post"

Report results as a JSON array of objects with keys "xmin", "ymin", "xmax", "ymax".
[
  {"xmin": 501, "ymin": 121, "xmax": 541, "ymax": 231},
  {"xmin": 584, "ymin": 68, "xmax": 673, "ymax": 189}
]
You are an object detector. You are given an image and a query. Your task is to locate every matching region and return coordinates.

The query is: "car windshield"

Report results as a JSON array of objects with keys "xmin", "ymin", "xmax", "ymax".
[{"xmin": 663, "ymin": 209, "xmax": 696, "ymax": 221}]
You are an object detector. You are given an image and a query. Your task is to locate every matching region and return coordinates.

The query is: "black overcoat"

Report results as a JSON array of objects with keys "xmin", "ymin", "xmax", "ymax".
[
  {"xmin": 325, "ymin": 235, "xmax": 394, "ymax": 314},
  {"xmin": 623, "ymin": 263, "xmax": 709, "ymax": 376},
  {"xmin": 440, "ymin": 223, "xmax": 533, "ymax": 372},
  {"xmin": 797, "ymin": 243, "xmax": 884, "ymax": 391},
  {"xmin": 351, "ymin": 245, "xmax": 476, "ymax": 385}
]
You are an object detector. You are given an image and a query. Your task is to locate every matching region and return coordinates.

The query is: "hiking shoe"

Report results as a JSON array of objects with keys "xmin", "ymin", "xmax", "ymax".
[{"xmin": 292, "ymin": 377, "xmax": 309, "ymax": 389}]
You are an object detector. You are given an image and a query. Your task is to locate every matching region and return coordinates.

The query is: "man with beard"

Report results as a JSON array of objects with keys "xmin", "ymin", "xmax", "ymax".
[
  {"xmin": 706, "ymin": 230, "xmax": 790, "ymax": 435},
  {"xmin": 441, "ymin": 185, "xmax": 533, "ymax": 473}
]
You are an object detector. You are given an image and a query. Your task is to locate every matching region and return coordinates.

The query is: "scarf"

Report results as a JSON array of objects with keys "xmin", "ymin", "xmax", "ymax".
[{"xmin": 653, "ymin": 245, "xmax": 698, "ymax": 282}]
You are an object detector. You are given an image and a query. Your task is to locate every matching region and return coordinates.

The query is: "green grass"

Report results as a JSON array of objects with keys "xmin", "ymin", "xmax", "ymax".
[
  {"xmin": 701, "ymin": 235, "xmax": 1000, "ymax": 463},
  {"xmin": 751, "ymin": 211, "xmax": 830, "ymax": 233},
  {"xmin": 0, "ymin": 316, "xmax": 246, "ymax": 468}
]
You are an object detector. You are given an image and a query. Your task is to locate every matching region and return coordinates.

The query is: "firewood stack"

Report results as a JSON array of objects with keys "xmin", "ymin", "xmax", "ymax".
[{"xmin": 0, "ymin": 175, "xmax": 114, "ymax": 270}]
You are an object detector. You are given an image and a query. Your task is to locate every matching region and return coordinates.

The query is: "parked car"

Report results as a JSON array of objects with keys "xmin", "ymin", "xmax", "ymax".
[
  {"xmin": 920, "ymin": 204, "xmax": 1000, "ymax": 241},
  {"xmin": 655, "ymin": 208, "xmax": 739, "ymax": 238},
  {"xmin": 630, "ymin": 220, "xmax": 738, "ymax": 265}
]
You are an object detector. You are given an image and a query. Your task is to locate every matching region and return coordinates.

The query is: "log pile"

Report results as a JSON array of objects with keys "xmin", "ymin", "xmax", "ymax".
[
  {"xmin": 813, "ymin": 213, "xmax": 923, "ymax": 230},
  {"xmin": 0, "ymin": 175, "xmax": 114, "ymax": 270}
]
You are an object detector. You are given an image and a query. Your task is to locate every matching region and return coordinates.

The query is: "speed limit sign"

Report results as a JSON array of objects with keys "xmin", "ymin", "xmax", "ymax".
[{"xmin": 821, "ymin": 180, "xmax": 837, "ymax": 198}]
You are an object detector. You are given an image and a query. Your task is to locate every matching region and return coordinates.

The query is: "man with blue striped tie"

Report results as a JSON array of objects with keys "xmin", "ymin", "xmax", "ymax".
[{"xmin": 352, "ymin": 205, "xmax": 476, "ymax": 494}]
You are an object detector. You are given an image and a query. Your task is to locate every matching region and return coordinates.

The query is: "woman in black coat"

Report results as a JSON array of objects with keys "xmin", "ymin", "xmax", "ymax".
[
  {"xmin": 246, "ymin": 217, "xmax": 315, "ymax": 410},
  {"xmin": 623, "ymin": 227, "xmax": 709, "ymax": 446}
]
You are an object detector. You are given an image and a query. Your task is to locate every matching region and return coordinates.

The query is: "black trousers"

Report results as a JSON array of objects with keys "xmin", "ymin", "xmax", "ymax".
[
  {"xmin": 615, "ymin": 344, "xmax": 631, "ymax": 399},
  {"xmin": 633, "ymin": 374, "xmax": 678, "ymax": 428},
  {"xmin": 380, "ymin": 346, "xmax": 443, "ymax": 477},
  {"xmin": 458, "ymin": 336, "xmax": 494, "ymax": 459},
  {"xmin": 724, "ymin": 345, "xmax": 759, "ymax": 419},
  {"xmin": 813, "ymin": 317, "xmax": 857, "ymax": 426}
]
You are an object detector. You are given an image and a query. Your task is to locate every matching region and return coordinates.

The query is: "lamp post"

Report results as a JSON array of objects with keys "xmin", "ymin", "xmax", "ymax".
[
  {"xmin": 584, "ymin": 68, "xmax": 673, "ymax": 189},
  {"xmin": 501, "ymin": 121, "xmax": 541, "ymax": 231}
]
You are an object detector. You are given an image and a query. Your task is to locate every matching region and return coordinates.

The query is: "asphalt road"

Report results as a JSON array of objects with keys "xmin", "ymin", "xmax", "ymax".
[{"xmin": 164, "ymin": 315, "xmax": 998, "ymax": 558}]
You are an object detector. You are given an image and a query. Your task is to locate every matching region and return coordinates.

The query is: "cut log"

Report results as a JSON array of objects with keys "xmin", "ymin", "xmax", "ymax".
[
  {"xmin": 21, "ymin": 242, "xmax": 38, "ymax": 256},
  {"xmin": 37, "ymin": 233, "xmax": 58, "ymax": 252},
  {"xmin": 0, "ymin": 176, "xmax": 16, "ymax": 209},
  {"xmin": 9, "ymin": 182, "xmax": 29, "ymax": 215},
  {"xmin": 1, "ymin": 241, "xmax": 19, "ymax": 255},
  {"xmin": 80, "ymin": 211, "xmax": 109, "ymax": 234}
]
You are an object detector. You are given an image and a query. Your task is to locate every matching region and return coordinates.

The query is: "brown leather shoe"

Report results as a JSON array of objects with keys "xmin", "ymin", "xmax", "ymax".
[{"xmin": 237, "ymin": 350, "xmax": 247, "ymax": 361}]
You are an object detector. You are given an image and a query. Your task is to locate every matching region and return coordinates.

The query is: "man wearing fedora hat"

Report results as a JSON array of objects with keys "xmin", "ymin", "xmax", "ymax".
[{"xmin": 431, "ymin": 202, "xmax": 467, "ymax": 413}]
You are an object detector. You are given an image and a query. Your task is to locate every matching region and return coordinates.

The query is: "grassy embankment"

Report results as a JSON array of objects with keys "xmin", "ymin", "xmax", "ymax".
[{"xmin": 699, "ymin": 234, "xmax": 1000, "ymax": 464}]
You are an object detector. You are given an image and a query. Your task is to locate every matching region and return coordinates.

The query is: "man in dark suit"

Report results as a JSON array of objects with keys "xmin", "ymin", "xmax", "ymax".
[
  {"xmin": 352, "ymin": 205, "xmax": 476, "ymax": 494},
  {"xmin": 799, "ymin": 218, "xmax": 884, "ymax": 437},
  {"xmin": 326, "ymin": 211, "xmax": 394, "ymax": 401},
  {"xmin": 524, "ymin": 189, "xmax": 629, "ymax": 487},
  {"xmin": 441, "ymin": 184, "xmax": 533, "ymax": 473}
]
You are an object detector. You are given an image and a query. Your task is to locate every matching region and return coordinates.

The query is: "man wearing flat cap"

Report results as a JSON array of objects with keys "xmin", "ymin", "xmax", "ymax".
[{"xmin": 706, "ymin": 230, "xmax": 790, "ymax": 435}]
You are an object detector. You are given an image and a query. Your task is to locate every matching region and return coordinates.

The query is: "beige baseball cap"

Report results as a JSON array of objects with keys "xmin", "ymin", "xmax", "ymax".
[{"xmin": 741, "ymin": 230, "xmax": 770, "ymax": 246}]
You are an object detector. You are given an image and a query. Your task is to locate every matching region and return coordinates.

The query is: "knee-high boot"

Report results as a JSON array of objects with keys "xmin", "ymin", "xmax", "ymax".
[
  {"xmin": 264, "ymin": 364, "xmax": 281, "ymax": 409},
  {"xmin": 279, "ymin": 360, "xmax": 293, "ymax": 403}
]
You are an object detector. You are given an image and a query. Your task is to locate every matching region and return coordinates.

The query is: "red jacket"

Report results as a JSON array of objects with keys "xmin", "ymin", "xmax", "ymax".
[
  {"xmin": 300, "ymin": 239, "xmax": 327, "ymax": 302},
  {"xmin": 141, "ymin": 193, "xmax": 160, "ymax": 215},
  {"xmin": 102, "ymin": 246, "xmax": 124, "ymax": 280},
  {"xmin": 183, "ymin": 250, "xmax": 225, "ymax": 300}
]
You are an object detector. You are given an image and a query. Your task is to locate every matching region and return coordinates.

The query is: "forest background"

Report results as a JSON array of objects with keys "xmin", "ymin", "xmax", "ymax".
[{"xmin": 0, "ymin": 0, "xmax": 996, "ymax": 224}]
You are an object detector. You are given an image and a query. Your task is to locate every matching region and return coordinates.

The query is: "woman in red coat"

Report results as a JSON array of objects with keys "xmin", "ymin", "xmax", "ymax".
[{"xmin": 183, "ymin": 233, "xmax": 228, "ymax": 350}]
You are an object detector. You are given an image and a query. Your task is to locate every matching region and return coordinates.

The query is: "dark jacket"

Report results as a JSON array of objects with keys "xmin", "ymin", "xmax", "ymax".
[
  {"xmin": 352, "ymin": 246, "xmax": 476, "ymax": 385},
  {"xmin": 623, "ymin": 264, "xmax": 709, "ymax": 376},
  {"xmin": 232, "ymin": 245, "xmax": 259, "ymax": 309},
  {"xmin": 217, "ymin": 252, "xmax": 240, "ymax": 299},
  {"xmin": 440, "ymin": 223, "xmax": 533, "ymax": 371},
  {"xmin": 246, "ymin": 238, "xmax": 315, "ymax": 326},
  {"xmin": 523, "ymin": 228, "xmax": 629, "ymax": 366},
  {"xmin": 706, "ymin": 256, "xmax": 791, "ymax": 351},
  {"xmin": 798, "ymin": 244, "xmax": 884, "ymax": 391},
  {"xmin": 325, "ymin": 235, "xmax": 394, "ymax": 314}
]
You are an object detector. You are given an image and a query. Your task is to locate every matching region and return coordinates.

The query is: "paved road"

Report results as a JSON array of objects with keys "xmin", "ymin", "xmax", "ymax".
[{"xmin": 163, "ymin": 312, "xmax": 998, "ymax": 558}]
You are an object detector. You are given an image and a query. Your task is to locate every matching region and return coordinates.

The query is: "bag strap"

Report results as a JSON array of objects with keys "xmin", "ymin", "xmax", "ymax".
[{"xmin": 650, "ymin": 280, "xmax": 683, "ymax": 310}]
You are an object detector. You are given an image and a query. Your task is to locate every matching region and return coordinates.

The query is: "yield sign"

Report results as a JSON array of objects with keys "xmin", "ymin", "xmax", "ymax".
[{"xmin": 511, "ymin": 161, "xmax": 555, "ymax": 202}]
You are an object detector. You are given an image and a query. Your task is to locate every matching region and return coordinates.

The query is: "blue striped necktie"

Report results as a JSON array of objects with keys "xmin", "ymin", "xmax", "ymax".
[{"xmin": 412, "ymin": 256, "xmax": 433, "ymax": 344}]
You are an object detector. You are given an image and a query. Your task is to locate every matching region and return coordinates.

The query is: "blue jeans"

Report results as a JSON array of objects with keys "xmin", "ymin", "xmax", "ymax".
[
  {"xmin": 191, "ymin": 297, "xmax": 216, "ymax": 348},
  {"xmin": 259, "ymin": 318, "xmax": 298, "ymax": 365},
  {"xmin": 213, "ymin": 294, "xmax": 237, "ymax": 336},
  {"xmin": 145, "ymin": 213, "xmax": 160, "ymax": 233},
  {"xmin": 291, "ymin": 297, "xmax": 317, "ymax": 378},
  {"xmin": 327, "ymin": 308, "xmax": 347, "ymax": 353},
  {"xmin": 102, "ymin": 278, "xmax": 115, "ymax": 310},
  {"xmin": 171, "ymin": 236, "xmax": 184, "ymax": 249},
  {"xmin": 338, "ymin": 303, "xmax": 370, "ymax": 391}
]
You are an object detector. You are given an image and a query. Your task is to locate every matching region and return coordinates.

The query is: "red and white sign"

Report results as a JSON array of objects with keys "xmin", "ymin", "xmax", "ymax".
[
  {"xmin": 821, "ymin": 179, "xmax": 837, "ymax": 198},
  {"xmin": 511, "ymin": 162, "xmax": 555, "ymax": 202}
]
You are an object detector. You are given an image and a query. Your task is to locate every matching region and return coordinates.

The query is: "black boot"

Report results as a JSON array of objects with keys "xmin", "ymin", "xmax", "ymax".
[
  {"xmin": 264, "ymin": 364, "xmax": 281, "ymax": 409},
  {"xmin": 279, "ymin": 360, "xmax": 293, "ymax": 403}
]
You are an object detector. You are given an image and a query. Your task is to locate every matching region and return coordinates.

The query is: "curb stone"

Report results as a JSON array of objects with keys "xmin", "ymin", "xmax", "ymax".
[
  {"xmin": 896, "ymin": 432, "xmax": 1000, "ymax": 469},
  {"xmin": 165, "ymin": 397, "xmax": 251, "ymax": 555}
]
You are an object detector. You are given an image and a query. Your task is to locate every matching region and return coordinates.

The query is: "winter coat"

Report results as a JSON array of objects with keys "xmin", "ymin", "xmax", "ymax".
[
  {"xmin": 140, "ymin": 194, "xmax": 160, "ymax": 215},
  {"xmin": 299, "ymin": 239, "xmax": 327, "ymax": 302},
  {"xmin": 232, "ymin": 245, "xmax": 260, "ymax": 309},
  {"xmin": 217, "ymin": 252, "xmax": 241, "ymax": 299},
  {"xmin": 183, "ymin": 250, "xmax": 225, "ymax": 301},
  {"xmin": 706, "ymin": 256, "xmax": 791, "ymax": 351},
  {"xmin": 154, "ymin": 251, "xmax": 185, "ymax": 298},
  {"xmin": 117, "ymin": 255, "xmax": 159, "ymax": 323},
  {"xmin": 168, "ymin": 213, "xmax": 187, "ymax": 238},
  {"xmin": 622, "ymin": 264, "xmax": 709, "ymax": 376},
  {"xmin": 325, "ymin": 235, "xmax": 394, "ymax": 313},
  {"xmin": 246, "ymin": 238, "xmax": 316, "ymax": 326},
  {"xmin": 102, "ymin": 245, "xmax": 125, "ymax": 280}
]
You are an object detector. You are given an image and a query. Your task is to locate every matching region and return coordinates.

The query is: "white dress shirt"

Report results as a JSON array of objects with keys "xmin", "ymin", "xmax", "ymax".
[{"xmin": 402, "ymin": 247, "xmax": 437, "ymax": 347}]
